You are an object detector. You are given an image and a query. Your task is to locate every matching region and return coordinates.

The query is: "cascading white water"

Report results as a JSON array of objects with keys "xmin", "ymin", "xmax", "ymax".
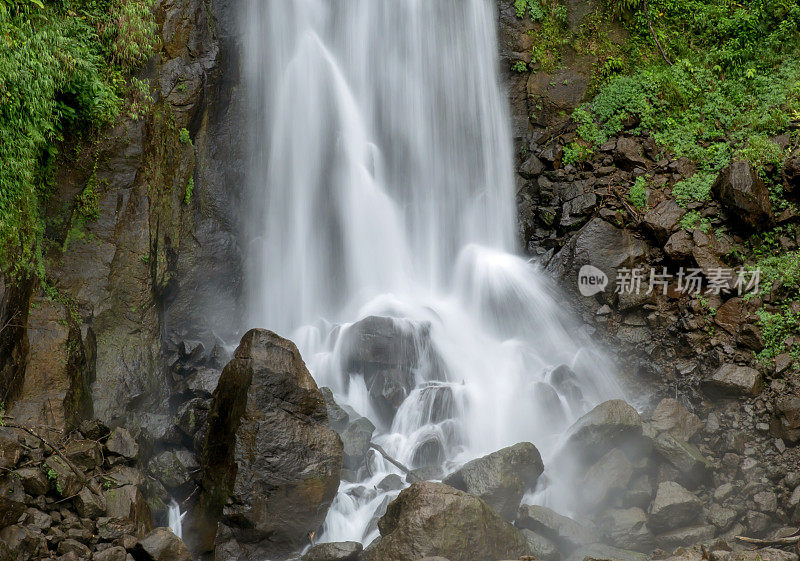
[
  {"xmin": 168, "ymin": 499, "xmax": 185, "ymax": 539},
  {"xmin": 244, "ymin": 0, "xmax": 624, "ymax": 546}
]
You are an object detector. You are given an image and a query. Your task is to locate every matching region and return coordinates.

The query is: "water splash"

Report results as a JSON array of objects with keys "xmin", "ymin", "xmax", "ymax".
[{"xmin": 243, "ymin": 0, "xmax": 624, "ymax": 544}]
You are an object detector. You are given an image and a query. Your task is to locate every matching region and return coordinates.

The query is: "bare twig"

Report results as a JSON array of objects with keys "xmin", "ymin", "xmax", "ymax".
[
  {"xmin": 369, "ymin": 443, "xmax": 419, "ymax": 482},
  {"xmin": 735, "ymin": 535, "xmax": 800, "ymax": 546},
  {"xmin": 5, "ymin": 422, "xmax": 102, "ymax": 498},
  {"xmin": 644, "ymin": 0, "xmax": 672, "ymax": 66}
]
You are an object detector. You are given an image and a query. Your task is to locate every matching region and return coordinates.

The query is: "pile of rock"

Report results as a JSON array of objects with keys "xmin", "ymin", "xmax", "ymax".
[{"xmin": 0, "ymin": 420, "xmax": 190, "ymax": 561}]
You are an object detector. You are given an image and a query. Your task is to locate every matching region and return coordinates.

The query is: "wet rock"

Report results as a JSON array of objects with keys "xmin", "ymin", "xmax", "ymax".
[
  {"xmin": 615, "ymin": 137, "xmax": 649, "ymax": 171},
  {"xmin": 714, "ymin": 298, "xmax": 746, "ymax": 335},
  {"xmin": 106, "ymin": 428, "xmax": 139, "ymax": 460},
  {"xmin": 655, "ymin": 525, "xmax": 716, "ymax": 553},
  {"xmin": 43, "ymin": 455, "xmax": 83, "ymax": 497},
  {"xmin": 341, "ymin": 416, "xmax": 376, "ymax": 470},
  {"xmin": 581, "ymin": 448, "xmax": 633, "ymax": 511},
  {"xmin": 0, "ymin": 525, "xmax": 47, "ymax": 560},
  {"xmin": 520, "ymin": 154, "xmax": 545, "ymax": 178},
  {"xmin": 596, "ymin": 507, "xmax": 654, "ymax": 552},
  {"xmin": 302, "ymin": 541, "xmax": 362, "ymax": 561},
  {"xmin": 377, "ymin": 474, "xmax": 404, "ymax": 492},
  {"xmin": 516, "ymin": 504, "xmax": 601, "ymax": 551},
  {"xmin": 712, "ymin": 159, "xmax": 774, "ymax": 229},
  {"xmin": 520, "ymin": 529, "xmax": 560, "ymax": 561},
  {"xmin": 369, "ymin": 481, "xmax": 530, "ymax": 561},
  {"xmin": 65, "ymin": 440, "xmax": 102, "ymax": 472},
  {"xmin": 73, "ymin": 487, "xmax": 106, "ymax": 518},
  {"xmin": 79, "ymin": 418, "xmax": 110, "ymax": 441},
  {"xmin": 625, "ymin": 474, "xmax": 654, "ymax": 509},
  {"xmin": 131, "ymin": 527, "xmax": 191, "ymax": 561},
  {"xmin": 94, "ymin": 546, "xmax": 128, "ymax": 561},
  {"xmin": 14, "ymin": 467, "xmax": 49, "ymax": 495},
  {"xmin": 0, "ymin": 476, "xmax": 26, "ymax": 528},
  {"xmin": 707, "ymin": 504, "xmax": 738, "ymax": 531},
  {"xmin": 771, "ymin": 397, "xmax": 800, "ymax": 442},
  {"xmin": 443, "ymin": 442, "xmax": 544, "ymax": 520},
  {"xmin": 703, "ymin": 364, "xmax": 762, "ymax": 397},
  {"xmin": 651, "ymin": 399, "xmax": 704, "ymax": 442},
  {"xmin": 194, "ymin": 329, "xmax": 342, "ymax": 559},
  {"xmin": 753, "ymin": 491, "xmax": 778, "ymax": 513},
  {"xmin": 562, "ymin": 399, "xmax": 642, "ymax": 463},
  {"xmin": 147, "ymin": 449, "xmax": 198, "ymax": 489},
  {"xmin": 58, "ymin": 538, "xmax": 91, "ymax": 557},
  {"xmin": 648, "ymin": 481, "xmax": 702, "ymax": 534},
  {"xmin": 664, "ymin": 230, "xmax": 694, "ymax": 261},
  {"xmin": 564, "ymin": 542, "xmax": 648, "ymax": 561},
  {"xmin": 338, "ymin": 316, "xmax": 442, "ymax": 425},
  {"xmin": 644, "ymin": 201, "xmax": 686, "ymax": 244},
  {"xmin": 0, "ymin": 430, "xmax": 22, "ymax": 471},
  {"xmin": 653, "ymin": 432, "xmax": 712, "ymax": 484},
  {"xmin": 320, "ymin": 387, "xmax": 350, "ymax": 433},
  {"xmin": 783, "ymin": 149, "xmax": 800, "ymax": 200},
  {"xmin": 103, "ymin": 485, "xmax": 152, "ymax": 537},
  {"xmin": 174, "ymin": 398, "xmax": 209, "ymax": 438},
  {"xmin": 548, "ymin": 219, "xmax": 649, "ymax": 295}
]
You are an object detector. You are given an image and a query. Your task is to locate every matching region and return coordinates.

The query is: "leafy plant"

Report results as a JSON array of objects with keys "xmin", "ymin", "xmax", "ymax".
[
  {"xmin": 179, "ymin": 127, "xmax": 191, "ymax": 145},
  {"xmin": 184, "ymin": 176, "xmax": 194, "ymax": 205},
  {"xmin": 628, "ymin": 175, "xmax": 648, "ymax": 210}
]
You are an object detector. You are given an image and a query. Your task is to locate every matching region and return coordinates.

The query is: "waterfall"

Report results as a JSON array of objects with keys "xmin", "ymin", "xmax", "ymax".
[
  {"xmin": 243, "ymin": 0, "xmax": 624, "ymax": 545},
  {"xmin": 168, "ymin": 499, "xmax": 185, "ymax": 539}
]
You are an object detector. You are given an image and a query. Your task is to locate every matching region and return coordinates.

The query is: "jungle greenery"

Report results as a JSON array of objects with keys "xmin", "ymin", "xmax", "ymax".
[{"xmin": 0, "ymin": 0, "xmax": 157, "ymax": 280}]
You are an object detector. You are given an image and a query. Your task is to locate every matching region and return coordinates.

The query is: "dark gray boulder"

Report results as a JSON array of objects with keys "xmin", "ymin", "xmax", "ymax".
[
  {"xmin": 712, "ymin": 159, "xmax": 773, "ymax": 229},
  {"xmin": 647, "ymin": 481, "xmax": 702, "ymax": 534},
  {"xmin": 192, "ymin": 329, "xmax": 343, "ymax": 559},
  {"xmin": 341, "ymin": 416, "xmax": 376, "ymax": 470},
  {"xmin": 442, "ymin": 442, "xmax": 544, "ymax": 520}
]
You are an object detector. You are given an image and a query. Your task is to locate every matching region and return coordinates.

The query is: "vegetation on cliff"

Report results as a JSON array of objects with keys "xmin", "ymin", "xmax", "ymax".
[{"xmin": 0, "ymin": 0, "xmax": 157, "ymax": 280}]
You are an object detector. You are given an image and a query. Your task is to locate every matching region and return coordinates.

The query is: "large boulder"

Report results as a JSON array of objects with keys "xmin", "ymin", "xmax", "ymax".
[
  {"xmin": 131, "ymin": 527, "xmax": 191, "ymax": 561},
  {"xmin": 442, "ymin": 442, "xmax": 544, "ymax": 520},
  {"xmin": 650, "ymin": 399, "xmax": 703, "ymax": 442},
  {"xmin": 516, "ymin": 504, "xmax": 601, "ymax": 551},
  {"xmin": 366, "ymin": 481, "xmax": 530, "ymax": 561},
  {"xmin": 192, "ymin": 329, "xmax": 343, "ymax": 559},
  {"xmin": 560, "ymin": 400, "xmax": 643, "ymax": 464},
  {"xmin": 595, "ymin": 507, "xmax": 654, "ymax": 552},
  {"xmin": 712, "ymin": 159, "xmax": 773, "ymax": 230},
  {"xmin": 338, "ymin": 316, "xmax": 444, "ymax": 425},
  {"xmin": 647, "ymin": 481, "xmax": 702, "ymax": 534},
  {"xmin": 581, "ymin": 448, "xmax": 633, "ymax": 512},
  {"xmin": 302, "ymin": 541, "xmax": 363, "ymax": 561},
  {"xmin": 703, "ymin": 364, "xmax": 762, "ymax": 397}
]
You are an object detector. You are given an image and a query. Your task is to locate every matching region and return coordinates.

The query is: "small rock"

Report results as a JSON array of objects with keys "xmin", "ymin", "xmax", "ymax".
[
  {"xmin": 79, "ymin": 419, "xmax": 110, "ymax": 441},
  {"xmin": 653, "ymin": 432, "xmax": 711, "ymax": 484},
  {"xmin": 753, "ymin": 491, "xmax": 778, "ymax": 513},
  {"xmin": 14, "ymin": 467, "xmax": 49, "ymax": 495},
  {"xmin": 106, "ymin": 428, "xmax": 139, "ymax": 460},
  {"xmin": 644, "ymin": 200, "xmax": 686, "ymax": 244},
  {"xmin": 651, "ymin": 399, "xmax": 703, "ymax": 442},
  {"xmin": 341, "ymin": 417, "xmax": 376, "ymax": 471},
  {"xmin": 94, "ymin": 546, "xmax": 128, "ymax": 561},
  {"xmin": 73, "ymin": 487, "xmax": 106, "ymax": 518},
  {"xmin": 664, "ymin": 230, "xmax": 694, "ymax": 261},
  {"xmin": 595, "ymin": 507, "xmax": 654, "ymax": 552},
  {"xmin": 520, "ymin": 529, "xmax": 560, "ymax": 561},
  {"xmin": 655, "ymin": 525, "xmax": 716, "ymax": 553},
  {"xmin": 377, "ymin": 474, "xmax": 404, "ymax": 492},
  {"xmin": 707, "ymin": 504, "xmax": 738, "ymax": 530}
]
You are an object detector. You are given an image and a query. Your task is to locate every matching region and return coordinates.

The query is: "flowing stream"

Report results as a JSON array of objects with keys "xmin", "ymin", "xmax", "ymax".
[{"xmin": 243, "ymin": 0, "xmax": 624, "ymax": 546}]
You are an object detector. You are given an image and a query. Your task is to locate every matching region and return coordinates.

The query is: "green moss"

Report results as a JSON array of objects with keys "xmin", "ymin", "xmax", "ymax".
[
  {"xmin": 179, "ymin": 127, "xmax": 191, "ymax": 145},
  {"xmin": 184, "ymin": 176, "xmax": 194, "ymax": 205},
  {"xmin": 0, "ymin": 0, "xmax": 158, "ymax": 280}
]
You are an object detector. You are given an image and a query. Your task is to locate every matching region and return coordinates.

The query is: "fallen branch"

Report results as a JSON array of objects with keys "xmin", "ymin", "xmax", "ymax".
[
  {"xmin": 5, "ymin": 422, "xmax": 103, "ymax": 498},
  {"xmin": 644, "ymin": 0, "xmax": 672, "ymax": 66},
  {"xmin": 369, "ymin": 443, "xmax": 419, "ymax": 482},
  {"xmin": 735, "ymin": 534, "xmax": 800, "ymax": 546}
]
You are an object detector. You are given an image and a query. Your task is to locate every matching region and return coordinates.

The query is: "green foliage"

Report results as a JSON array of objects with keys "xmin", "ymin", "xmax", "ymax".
[
  {"xmin": 672, "ymin": 172, "xmax": 715, "ymax": 206},
  {"xmin": 574, "ymin": 0, "xmax": 800, "ymax": 205},
  {"xmin": 679, "ymin": 210, "xmax": 711, "ymax": 233},
  {"xmin": 0, "ymin": 0, "xmax": 157, "ymax": 279},
  {"xmin": 755, "ymin": 305, "xmax": 800, "ymax": 363},
  {"xmin": 628, "ymin": 175, "xmax": 648, "ymax": 209},
  {"xmin": 562, "ymin": 141, "xmax": 593, "ymax": 165},
  {"xmin": 515, "ymin": 0, "xmax": 545, "ymax": 21},
  {"xmin": 179, "ymin": 127, "xmax": 191, "ymax": 145},
  {"xmin": 184, "ymin": 176, "xmax": 194, "ymax": 205},
  {"xmin": 511, "ymin": 61, "xmax": 528, "ymax": 73}
]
